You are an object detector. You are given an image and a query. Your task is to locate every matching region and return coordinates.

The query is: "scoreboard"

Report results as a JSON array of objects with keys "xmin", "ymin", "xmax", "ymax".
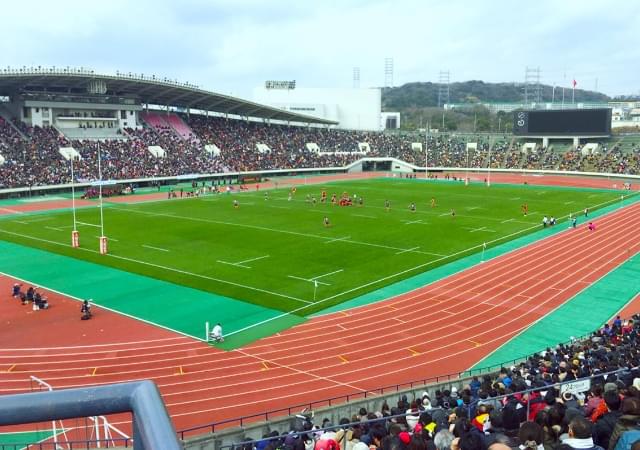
[{"xmin": 513, "ymin": 109, "xmax": 611, "ymax": 136}]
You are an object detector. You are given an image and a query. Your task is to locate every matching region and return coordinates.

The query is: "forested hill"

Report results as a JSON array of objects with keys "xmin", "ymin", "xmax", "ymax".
[{"xmin": 382, "ymin": 81, "xmax": 611, "ymax": 110}]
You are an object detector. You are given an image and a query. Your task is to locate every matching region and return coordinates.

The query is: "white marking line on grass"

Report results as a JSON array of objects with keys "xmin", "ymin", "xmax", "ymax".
[
  {"xmin": 0, "ymin": 228, "xmax": 310, "ymax": 305},
  {"xmin": 142, "ymin": 244, "xmax": 169, "ymax": 252},
  {"xmin": 217, "ymin": 255, "xmax": 270, "ymax": 269},
  {"xmin": 537, "ymin": 191, "xmax": 547, "ymax": 195},
  {"xmin": 288, "ymin": 275, "xmax": 330, "ymax": 286},
  {"xmin": 501, "ymin": 218, "xmax": 515, "ymax": 223},
  {"xmin": 510, "ymin": 197, "xmax": 521, "ymax": 201},
  {"xmin": 564, "ymin": 201, "xmax": 575, "ymax": 205},
  {"xmin": 465, "ymin": 206, "xmax": 480, "ymax": 211},
  {"xmin": 396, "ymin": 246, "xmax": 420, "ymax": 255},
  {"xmin": 237, "ymin": 255, "xmax": 270, "ymax": 265},
  {"xmin": 312, "ymin": 269, "xmax": 344, "ymax": 280},
  {"xmin": 76, "ymin": 221, "xmax": 101, "ymax": 228},
  {"xmin": 94, "ymin": 235, "xmax": 119, "ymax": 242},
  {"xmin": 19, "ymin": 217, "xmax": 52, "ymax": 224},
  {"xmin": 12, "ymin": 220, "xmax": 29, "ymax": 225},
  {"xmin": 217, "ymin": 260, "xmax": 250, "ymax": 269},
  {"xmin": 45, "ymin": 226, "xmax": 64, "ymax": 232},
  {"xmin": 403, "ymin": 219, "xmax": 423, "ymax": 225},
  {"xmin": 353, "ymin": 214, "xmax": 377, "ymax": 219},
  {"xmin": 325, "ymin": 236, "xmax": 351, "ymax": 244},
  {"xmin": 439, "ymin": 212, "xmax": 451, "ymax": 216},
  {"xmin": 466, "ymin": 226, "xmax": 488, "ymax": 233}
]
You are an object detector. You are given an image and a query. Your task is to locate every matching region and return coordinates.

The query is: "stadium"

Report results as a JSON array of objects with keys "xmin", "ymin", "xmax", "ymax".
[{"xmin": 1, "ymin": 17, "xmax": 640, "ymax": 450}]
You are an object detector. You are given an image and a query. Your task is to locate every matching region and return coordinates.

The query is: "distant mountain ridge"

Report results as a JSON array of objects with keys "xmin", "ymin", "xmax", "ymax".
[{"xmin": 382, "ymin": 80, "xmax": 611, "ymax": 110}]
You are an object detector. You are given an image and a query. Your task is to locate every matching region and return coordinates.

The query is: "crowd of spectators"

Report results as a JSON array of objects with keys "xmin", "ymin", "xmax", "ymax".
[
  {"xmin": 246, "ymin": 314, "xmax": 640, "ymax": 450},
  {"xmin": 1, "ymin": 114, "xmax": 640, "ymax": 190}
]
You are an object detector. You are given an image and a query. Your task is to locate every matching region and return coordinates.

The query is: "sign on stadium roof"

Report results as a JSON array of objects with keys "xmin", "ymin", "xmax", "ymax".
[{"xmin": 265, "ymin": 80, "xmax": 296, "ymax": 90}]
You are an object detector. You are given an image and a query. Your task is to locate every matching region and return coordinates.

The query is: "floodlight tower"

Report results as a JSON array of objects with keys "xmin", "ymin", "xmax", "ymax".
[
  {"xmin": 437, "ymin": 71, "xmax": 450, "ymax": 108},
  {"xmin": 384, "ymin": 58, "xmax": 394, "ymax": 88},
  {"xmin": 353, "ymin": 67, "xmax": 360, "ymax": 89},
  {"xmin": 523, "ymin": 66, "xmax": 542, "ymax": 107}
]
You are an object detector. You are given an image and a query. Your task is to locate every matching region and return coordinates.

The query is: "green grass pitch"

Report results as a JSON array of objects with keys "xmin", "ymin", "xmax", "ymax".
[{"xmin": 0, "ymin": 178, "xmax": 623, "ymax": 315}]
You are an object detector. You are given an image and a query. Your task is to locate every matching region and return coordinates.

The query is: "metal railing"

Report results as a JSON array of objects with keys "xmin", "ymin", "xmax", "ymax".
[{"xmin": 0, "ymin": 381, "xmax": 181, "ymax": 450}]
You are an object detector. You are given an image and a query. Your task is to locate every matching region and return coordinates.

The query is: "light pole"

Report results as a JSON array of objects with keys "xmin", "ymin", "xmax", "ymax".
[
  {"xmin": 425, "ymin": 127, "xmax": 429, "ymax": 179},
  {"xmin": 487, "ymin": 135, "xmax": 492, "ymax": 187},
  {"xmin": 552, "ymin": 85, "xmax": 557, "ymax": 104}
]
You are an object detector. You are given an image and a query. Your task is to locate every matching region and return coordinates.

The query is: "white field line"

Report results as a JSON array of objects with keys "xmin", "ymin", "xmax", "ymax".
[
  {"xmin": 353, "ymin": 214, "xmax": 377, "ymax": 219},
  {"xmin": 76, "ymin": 221, "xmax": 101, "ymax": 228},
  {"xmin": 20, "ymin": 217, "xmax": 52, "ymax": 223},
  {"xmin": 501, "ymin": 218, "xmax": 515, "ymax": 223},
  {"xmin": 565, "ymin": 201, "xmax": 575, "ymax": 205},
  {"xmin": 12, "ymin": 220, "xmax": 29, "ymax": 224},
  {"xmin": 217, "ymin": 260, "xmax": 250, "ymax": 269},
  {"xmin": 311, "ymin": 269, "xmax": 344, "ymax": 280},
  {"xmin": 217, "ymin": 254, "xmax": 270, "ymax": 269},
  {"xmin": 236, "ymin": 255, "xmax": 270, "ymax": 265},
  {"xmin": 0, "ymin": 228, "xmax": 310, "ymax": 306},
  {"xmin": 403, "ymin": 219, "xmax": 423, "ymax": 225},
  {"xmin": 94, "ymin": 235, "xmax": 119, "ymax": 242},
  {"xmin": 288, "ymin": 275, "xmax": 330, "ymax": 286},
  {"xmin": 45, "ymin": 226, "xmax": 64, "ymax": 232},
  {"xmin": 324, "ymin": 236, "xmax": 351, "ymax": 244},
  {"xmin": 510, "ymin": 197, "xmax": 521, "ymax": 200},
  {"xmin": 142, "ymin": 244, "xmax": 169, "ymax": 252},
  {"xmin": 396, "ymin": 246, "xmax": 420, "ymax": 255}
]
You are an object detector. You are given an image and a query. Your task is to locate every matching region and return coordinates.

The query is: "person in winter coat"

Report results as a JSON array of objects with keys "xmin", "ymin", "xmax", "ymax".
[
  {"xmin": 593, "ymin": 391, "xmax": 622, "ymax": 449},
  {"xmin": 608, "ymin": 397, "xmax": 640, "ymax": 450}
]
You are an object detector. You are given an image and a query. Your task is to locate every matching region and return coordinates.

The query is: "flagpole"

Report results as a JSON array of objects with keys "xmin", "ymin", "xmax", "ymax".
[
  {"xmin": 313, "ymin": 280, "xmax": 318, "ymax": 302},
  {"xmin": 572, "ymin": 78, "xmax": 576, "ymax": 104}
]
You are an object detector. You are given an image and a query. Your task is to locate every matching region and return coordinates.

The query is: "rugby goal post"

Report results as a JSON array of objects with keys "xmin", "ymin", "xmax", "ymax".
[
  {"xmin": 99, "ymin": 236, "xmax": 108, "ymax": 255},
  {"xmin": 72, "ymin": 230, "xmax": 79, "ymax": 248}
]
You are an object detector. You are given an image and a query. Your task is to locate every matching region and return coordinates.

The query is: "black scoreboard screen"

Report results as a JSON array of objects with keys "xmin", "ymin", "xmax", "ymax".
[{"xmin": 513, "ymin": 109, "xmax": 611, "ymax": 136}]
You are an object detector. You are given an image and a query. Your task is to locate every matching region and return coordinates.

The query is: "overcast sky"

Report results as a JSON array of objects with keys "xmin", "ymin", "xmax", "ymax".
[{"xmin": 2, "ymin": 0, "xmax": 638, "ymax": 99}]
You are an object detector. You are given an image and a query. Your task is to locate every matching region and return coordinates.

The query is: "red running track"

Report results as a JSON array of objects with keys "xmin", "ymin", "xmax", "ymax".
[{"xmin": 1, "ymin": 198, "xmax": 639, "ymax": 436}]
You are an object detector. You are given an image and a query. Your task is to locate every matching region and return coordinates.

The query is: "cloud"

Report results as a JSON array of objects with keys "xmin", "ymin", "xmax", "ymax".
[{"xmin": 1, "ymin": 0, "xmax": 637, "ymax": 97}]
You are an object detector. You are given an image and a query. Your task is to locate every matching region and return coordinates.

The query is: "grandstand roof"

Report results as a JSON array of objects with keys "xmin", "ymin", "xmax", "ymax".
[{"xmin": 0, "ymin": 68, "xmax": 337, "ymax": 125}]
